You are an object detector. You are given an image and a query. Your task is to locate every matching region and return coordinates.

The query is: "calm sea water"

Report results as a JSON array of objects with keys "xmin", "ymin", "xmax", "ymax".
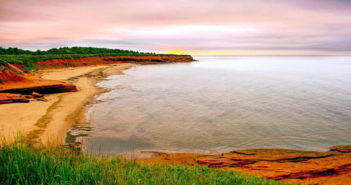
[{"xmin": 82, "ymin": 56, "xmax": 351, "ymax": 155}]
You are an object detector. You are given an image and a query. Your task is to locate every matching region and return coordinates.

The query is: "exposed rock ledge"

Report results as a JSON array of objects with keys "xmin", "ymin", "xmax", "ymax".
[
  {"xmin": 0, "ymin": 93, "xmax": 29, "ymax": 104},
  {"xmin": 0, "ymin": 78, "xmax": 77, "ymax": 104},
  {"xmin": 0, "ymin": 66, "xmax": 77, "ymax": 104},
  {"xmin": 0, "ymin": 78, "xmax": 77, "ymax": 94},
  {"xmin": 138, "ymin": 145, "xmax": 351, "ymax": 185}
]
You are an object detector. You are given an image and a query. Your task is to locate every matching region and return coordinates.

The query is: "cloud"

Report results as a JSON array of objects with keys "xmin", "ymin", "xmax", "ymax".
[
  {"xmin": 286, "ymin": 0, "xmax": 351, "ymax": 12},
  {"xmin": 0, "ymin": 0, "xmax": 350, "ymax": 54}
]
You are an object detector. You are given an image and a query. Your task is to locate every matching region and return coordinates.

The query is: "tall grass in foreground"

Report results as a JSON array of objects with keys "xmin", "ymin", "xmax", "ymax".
[{"xmin": 0, "ymin": 140, "xmax": 290, "ymax": 185}]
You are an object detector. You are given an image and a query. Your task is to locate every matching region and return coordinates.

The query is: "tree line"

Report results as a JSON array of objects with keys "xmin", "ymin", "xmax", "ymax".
[{"xmin": 0, "ymin": 47, "xmax": 156, "ymax": 55}]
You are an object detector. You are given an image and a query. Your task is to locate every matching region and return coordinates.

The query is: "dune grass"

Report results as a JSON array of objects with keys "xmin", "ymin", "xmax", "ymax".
[{"xmin": 0, "ymin": 139, "xmax": 290, "ymax": 185}]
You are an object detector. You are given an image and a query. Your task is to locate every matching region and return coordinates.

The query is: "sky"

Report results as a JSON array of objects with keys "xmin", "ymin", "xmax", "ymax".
[{"xmin": 1, "ymin": 0, "xmax": 351, "ymax": 55}]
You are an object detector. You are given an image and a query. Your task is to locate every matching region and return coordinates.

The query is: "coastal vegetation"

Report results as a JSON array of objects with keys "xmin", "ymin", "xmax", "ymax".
[
  {"xmin": 0, "ymin": 47, "xmax": 158, "ymax": 56},
  {"xmin": 0, "ymin": 139, "xmax": 287, "ymax": 185},
  {"xmin": 0, "ymin": 46, "xmax": 189, "ymax": 71}
]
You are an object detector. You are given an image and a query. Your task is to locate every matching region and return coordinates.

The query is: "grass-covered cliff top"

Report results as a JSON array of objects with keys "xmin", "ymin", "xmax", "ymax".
[
  {"xmin": 0, "ymin": 46, "xmax": 191, "ymax": 71},
  {"xmin": 0, "ymin": 139, "xmax": 288, "ymax": 185}
]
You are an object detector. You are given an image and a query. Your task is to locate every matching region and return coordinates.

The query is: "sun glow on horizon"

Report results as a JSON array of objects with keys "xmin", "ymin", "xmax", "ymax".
[
  {"xmin": 166, "ymin": 50, "xmax": 351, "ymax": 56},
  {"xmin": 166, "ymin": 50, "xmax": 233, "ymax": 55}
]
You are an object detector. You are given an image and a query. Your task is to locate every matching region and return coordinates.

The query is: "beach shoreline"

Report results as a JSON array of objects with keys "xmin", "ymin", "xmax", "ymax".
[
  {"xmin": 0, "ymin": 63, "xmax": 135, "ymax": 145},
  {"xmin": 0, "ymin": 60, "xmax": 350, "ymax": 184}
]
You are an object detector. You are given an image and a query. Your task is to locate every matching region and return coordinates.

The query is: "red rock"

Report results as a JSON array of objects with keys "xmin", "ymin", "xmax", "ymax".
[
  {"xmin": 0, "ymin": 93, "xmax": 29, "ymax": 104},
  {"xmin": 138, "ymin": 146, "xmax": 351, "ymax": 185},
  {"xmin": 330, "ymin": 145, "xmax": 351, "ymax": 153},
  {"xmin": 0, "ymin": 66, "xmax": 77, "ymax": 104},
  {"xmin": 31, "ymin": 91, "xmax": 43, "ymax": 98}
]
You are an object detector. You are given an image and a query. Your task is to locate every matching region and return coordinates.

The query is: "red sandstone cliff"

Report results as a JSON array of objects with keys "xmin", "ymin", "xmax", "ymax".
[{"xmin": 36, "ymin": 55, "xmax": 194, "ymax": 69}]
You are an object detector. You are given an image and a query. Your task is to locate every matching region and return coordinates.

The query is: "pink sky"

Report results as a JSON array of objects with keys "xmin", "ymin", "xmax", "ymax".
[{"xmin": 1, "ymin": 0, "xmax": 351, "ymax": 54}]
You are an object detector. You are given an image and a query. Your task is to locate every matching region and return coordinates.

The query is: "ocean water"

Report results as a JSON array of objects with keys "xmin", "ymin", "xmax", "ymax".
[{"xmin": 82, "ymin": 56, "xmax": 351, "ymax": 155}]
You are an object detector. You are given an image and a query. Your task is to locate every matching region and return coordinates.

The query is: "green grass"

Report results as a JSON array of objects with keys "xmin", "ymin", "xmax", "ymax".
[{"xmin": 0, "ymin": 140, "xmax": 290, "ymax": 185}]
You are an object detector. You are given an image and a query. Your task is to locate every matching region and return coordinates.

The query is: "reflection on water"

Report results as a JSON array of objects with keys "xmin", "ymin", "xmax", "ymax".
[{"xmin": 82, "ymin": 56, "xmax": 351, "ymax": 156}]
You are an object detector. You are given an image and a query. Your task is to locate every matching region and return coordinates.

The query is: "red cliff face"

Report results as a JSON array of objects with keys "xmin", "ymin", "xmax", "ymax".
[
  {"xmin": 0, "ymin": 64, "xmax": 27, "ymax": 83},
  {"xmin": 0, "ymin": 70, "xmax": 26, "ymax": 83},
  {"xmin": 36, "ymin": 55, "xmax": 194, "ymax": 69}
]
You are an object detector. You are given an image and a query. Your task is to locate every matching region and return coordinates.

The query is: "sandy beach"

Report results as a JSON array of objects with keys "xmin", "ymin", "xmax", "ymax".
[{"xmin": 0, "ymin": 63, "xmax": 135, "ymax": 145}]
